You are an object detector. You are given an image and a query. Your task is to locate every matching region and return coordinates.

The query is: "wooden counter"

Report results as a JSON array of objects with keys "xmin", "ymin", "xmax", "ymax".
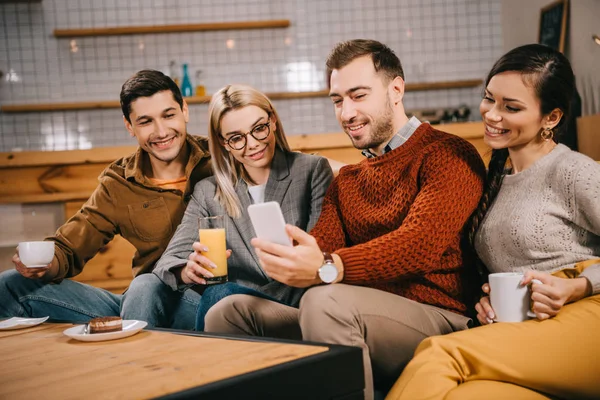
[{"xmin": 0, "ymin": 122, "xmax": 488, "ymax": 205}]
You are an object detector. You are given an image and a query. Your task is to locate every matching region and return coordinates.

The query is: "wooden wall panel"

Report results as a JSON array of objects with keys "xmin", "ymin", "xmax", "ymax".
[{"xmin": 0, "ymin": 164, "xmax": 105, "ymax": 203}]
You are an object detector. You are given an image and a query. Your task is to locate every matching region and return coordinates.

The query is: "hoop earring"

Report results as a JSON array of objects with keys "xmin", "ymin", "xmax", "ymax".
[{"xmin": 541, "ymin": 127, "xmax": 554, "ymax": 141}]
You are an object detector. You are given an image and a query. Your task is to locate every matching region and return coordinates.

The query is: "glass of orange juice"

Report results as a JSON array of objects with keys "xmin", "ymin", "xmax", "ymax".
[{"xmin": 198, "ymin": 215, "xmax": 228, "ymax": 284}]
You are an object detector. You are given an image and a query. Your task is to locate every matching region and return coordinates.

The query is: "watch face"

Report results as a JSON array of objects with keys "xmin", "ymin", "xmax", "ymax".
[{"xmin": 319, "ymin": 263, "xmax": 338, "ymax": 283}]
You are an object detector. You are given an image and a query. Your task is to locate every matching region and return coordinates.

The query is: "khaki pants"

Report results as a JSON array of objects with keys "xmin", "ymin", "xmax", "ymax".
[
  {"xmin": 386, "ymin": 293, "xmax": 600, "ymax": 400},
  {"xmin": 205, "ymin": 284, "xmax": 470, "ymax": 400}
]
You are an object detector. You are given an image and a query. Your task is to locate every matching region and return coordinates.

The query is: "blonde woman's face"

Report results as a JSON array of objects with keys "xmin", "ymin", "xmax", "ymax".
[{"xmin": 220, "ymin": 105, "xmax": 277, "ymax": 181}]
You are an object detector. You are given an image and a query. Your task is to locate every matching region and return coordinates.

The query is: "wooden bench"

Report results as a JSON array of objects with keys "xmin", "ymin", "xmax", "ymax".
[{"xmin": 0, "ymin": 122, "xmax": 489, "ymax": 293}]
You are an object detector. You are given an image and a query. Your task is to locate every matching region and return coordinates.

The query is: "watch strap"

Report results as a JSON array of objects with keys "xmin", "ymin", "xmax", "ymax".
[{"xmin": 322, "ymin": 252, "xmax": 334, "ymax": 264}]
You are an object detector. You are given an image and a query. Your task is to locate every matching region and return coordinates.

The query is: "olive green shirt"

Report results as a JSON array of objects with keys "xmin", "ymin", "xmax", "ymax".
[{"xmin": 47, "ymin": 134, "xmax": 211, "ymax": 282}]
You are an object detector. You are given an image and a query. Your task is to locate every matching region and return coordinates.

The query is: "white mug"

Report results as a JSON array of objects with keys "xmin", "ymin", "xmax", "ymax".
[
  {"xmin": 18, "ymin": 241, "xmax": 55, "ymax": 268},
  {"xmin": 489, "ymin": 272, "xmax": 540, "ymax": 322}
]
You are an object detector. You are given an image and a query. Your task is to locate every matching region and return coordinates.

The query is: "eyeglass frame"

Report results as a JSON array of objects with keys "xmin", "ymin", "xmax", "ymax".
[{"xmin": 222, "ymin": 118, "xmax": 272, "ymax": 151}]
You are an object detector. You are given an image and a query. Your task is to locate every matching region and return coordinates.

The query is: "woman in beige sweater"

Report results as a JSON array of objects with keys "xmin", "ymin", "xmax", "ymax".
[{"xmin": 386, "ymin": 44, "xmax": 600, "ymax": 400}]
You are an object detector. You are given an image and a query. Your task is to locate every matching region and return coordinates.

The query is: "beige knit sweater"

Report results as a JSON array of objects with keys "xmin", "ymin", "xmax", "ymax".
[{"xmin": 475, "ymin": 144, "xmax": 600, "ymax": 294}]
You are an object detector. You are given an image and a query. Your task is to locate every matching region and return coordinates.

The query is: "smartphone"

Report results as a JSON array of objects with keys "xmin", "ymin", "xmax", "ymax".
[{"xmin": 248, "ymin": 201, "xmax": 293, "ymax": 246}]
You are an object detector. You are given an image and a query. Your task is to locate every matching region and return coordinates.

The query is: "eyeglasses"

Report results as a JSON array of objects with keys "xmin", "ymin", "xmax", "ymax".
[{"xmin": 223, "ymin": 120, "xmax": 271, "ymax": 150}]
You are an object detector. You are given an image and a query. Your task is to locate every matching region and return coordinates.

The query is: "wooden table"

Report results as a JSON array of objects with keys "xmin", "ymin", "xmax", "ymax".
[{"xmin": 0, "ymin": 323, "xmax": 363, "ymax": 399}]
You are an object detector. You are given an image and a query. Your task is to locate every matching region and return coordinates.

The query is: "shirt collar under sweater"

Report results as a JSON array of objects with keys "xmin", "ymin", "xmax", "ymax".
[{"xmin": 361, "ymin": 116, "xmax": 422, "ymax": 158}]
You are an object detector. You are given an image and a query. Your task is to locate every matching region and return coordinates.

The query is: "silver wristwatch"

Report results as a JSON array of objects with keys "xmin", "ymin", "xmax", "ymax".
[{"xmin": 318, "ymin": 252, "xmax": 338, "ymax": 284}]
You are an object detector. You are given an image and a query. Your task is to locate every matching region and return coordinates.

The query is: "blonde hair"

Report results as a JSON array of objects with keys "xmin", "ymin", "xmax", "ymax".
[{"xmin": 208, "ymin": 84, "xmax": 291, "ymax": 218}]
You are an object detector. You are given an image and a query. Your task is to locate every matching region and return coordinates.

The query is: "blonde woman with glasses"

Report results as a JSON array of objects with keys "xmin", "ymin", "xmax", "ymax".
[{"xmin": 153, "ymin": 84, "xmax": 334, "ymax": 332}]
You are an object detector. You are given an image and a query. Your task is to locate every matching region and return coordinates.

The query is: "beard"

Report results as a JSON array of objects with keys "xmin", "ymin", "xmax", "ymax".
[{"xmin": 350, "ymin": 96, "xmax": 395, "ymax": 150}]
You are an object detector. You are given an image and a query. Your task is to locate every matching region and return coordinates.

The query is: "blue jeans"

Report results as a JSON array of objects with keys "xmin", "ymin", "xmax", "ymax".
[
  {"xmin": 124, "ymin": 276, "xmax": 276, "ymax": 331},
  {"xmin": 0, "ymin": 269, "xmax": 121, "ymax": 322},
  {"xmin": 195, "ymin": 282, "xmax": 280, "ymax": 331},
  {"xmin": 121, "ymin": 273, "xmax": 201, "ymax": 330}
]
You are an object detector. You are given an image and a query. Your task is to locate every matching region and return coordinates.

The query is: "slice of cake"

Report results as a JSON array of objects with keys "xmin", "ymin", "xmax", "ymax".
[{"xmin": 89, "ymin": 316, "xmax": 123, "ymax": 334}]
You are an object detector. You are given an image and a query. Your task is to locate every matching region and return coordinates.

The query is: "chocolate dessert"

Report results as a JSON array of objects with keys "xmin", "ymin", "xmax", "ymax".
[{"xmin": 88, "ymin": 316, "xmax": 123, "ymax": 334}]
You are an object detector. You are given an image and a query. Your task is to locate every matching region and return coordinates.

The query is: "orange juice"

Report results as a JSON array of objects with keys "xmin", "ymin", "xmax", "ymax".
[{"xmin": 198, "ymin": 228, "xmax": 227, "ymax": 284}]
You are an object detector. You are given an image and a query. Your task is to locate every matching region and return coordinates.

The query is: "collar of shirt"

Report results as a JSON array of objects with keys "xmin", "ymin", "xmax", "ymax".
[
  {"xmin": 124, "ymin": 134, "xmax": 210, "ymax": 184},
  {"xmin": 361, "ymin": 116, "xmax": 422, "ymax": 159}
]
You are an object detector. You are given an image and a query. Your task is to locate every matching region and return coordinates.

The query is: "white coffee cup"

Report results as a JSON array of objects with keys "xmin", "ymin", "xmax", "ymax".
[
  {"xmin": 18, "ymin": 241, "xmax": 55, "ymax": 268},
  {"xmin": 489, "ymin": 272, "xmax": 540, "ymax": 322}
]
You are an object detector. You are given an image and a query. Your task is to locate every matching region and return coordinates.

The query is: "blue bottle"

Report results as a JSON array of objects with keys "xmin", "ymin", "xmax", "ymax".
[{"xmin": 180, "ymin": 63, "xmax": 194, "ymax": 97}]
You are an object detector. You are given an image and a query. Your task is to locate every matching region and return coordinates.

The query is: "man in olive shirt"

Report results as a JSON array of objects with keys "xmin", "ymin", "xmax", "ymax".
[{"xmin": 0, "ymin": 70, "xmax": 212, "ymax": 329}]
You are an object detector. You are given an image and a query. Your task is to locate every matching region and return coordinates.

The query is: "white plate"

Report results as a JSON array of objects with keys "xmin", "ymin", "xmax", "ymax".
[
  {"xmin": 0, "ymin": 316, "xmax": 49, "ymax": 331},
  {"xmin": 63, "ymin": 320, "xmax": 147, "ymax": 342}
]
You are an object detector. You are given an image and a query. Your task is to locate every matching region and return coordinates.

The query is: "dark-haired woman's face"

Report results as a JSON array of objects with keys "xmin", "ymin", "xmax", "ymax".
[{"xmin": 480, "ymin": 71, "xmax": 546, "ymax": 151}]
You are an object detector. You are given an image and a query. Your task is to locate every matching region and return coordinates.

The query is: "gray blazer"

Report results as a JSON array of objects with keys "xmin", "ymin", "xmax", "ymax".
[{"xmin": 153, "ymin": 149, "xmax": 334, "ymax": 307}]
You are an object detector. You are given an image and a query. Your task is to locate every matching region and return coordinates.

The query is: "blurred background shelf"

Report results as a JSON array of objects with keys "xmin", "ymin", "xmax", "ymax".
[
  {"xmin": 0, "ymin": 79, "xmax": 483, "ymax": 113},
  {"xmin": 53, "ymin": 19, "xmax": 291, "ymax": 37}
]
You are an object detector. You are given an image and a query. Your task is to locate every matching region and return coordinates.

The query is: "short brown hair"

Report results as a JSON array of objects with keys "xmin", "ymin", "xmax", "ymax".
[
  {"xmin": 120, "ymin": 69, "xmax": 183, "ymax": 123},
  {"xmin": 325, "ymin": 39, "xmax": 404, "ymax": 86}
]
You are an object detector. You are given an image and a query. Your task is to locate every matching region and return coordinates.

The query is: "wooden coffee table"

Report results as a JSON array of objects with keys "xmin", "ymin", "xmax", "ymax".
[{"xmin": 0, "ymin": 323, "xmax": 364, "ymax": 399}]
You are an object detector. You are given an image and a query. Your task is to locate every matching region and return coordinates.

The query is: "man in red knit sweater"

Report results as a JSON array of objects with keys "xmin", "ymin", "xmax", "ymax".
[{"xmin": 204, "ymin": 39, "xmax": 485, "ymax": 398}]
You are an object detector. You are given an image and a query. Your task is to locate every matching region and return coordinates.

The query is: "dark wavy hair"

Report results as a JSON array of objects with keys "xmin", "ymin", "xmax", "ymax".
[{"xmin": 467, "ymin": 44, "xmax": 575, "ymax": 279}]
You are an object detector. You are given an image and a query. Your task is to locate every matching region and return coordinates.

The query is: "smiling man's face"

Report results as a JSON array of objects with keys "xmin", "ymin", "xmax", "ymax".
[
  {"xmin": 329, "ymin": 55, "xmax": 396, "ymax": 153},
  {"xmin": 124, "ymin": 90, "xmax": 189, "ymax": 168}
]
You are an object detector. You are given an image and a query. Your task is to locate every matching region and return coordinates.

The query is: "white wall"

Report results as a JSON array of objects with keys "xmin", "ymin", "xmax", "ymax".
[
  {"xmin": 569, "ymin": 0, "xmax": 600, "ymax": 115},
  {"xmin": 0, "ymin": 0, "xmax": 504, "ymax": 152},
  {"xmin": 501, "ymin": 0, "xmax": 549, "ymax": 50},
  {"xmin": 501, "ymin": 0, "xmax": 600, "ymax": 115}
]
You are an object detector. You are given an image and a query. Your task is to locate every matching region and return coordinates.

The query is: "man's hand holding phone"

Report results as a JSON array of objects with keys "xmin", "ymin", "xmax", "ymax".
[
  {"xmin": 248, "ymin": 202, "xmax": 343, "ymax": 287},
  {"xmin": 251, "ymin": 224, "xmax": 325, "ymax": 287}
]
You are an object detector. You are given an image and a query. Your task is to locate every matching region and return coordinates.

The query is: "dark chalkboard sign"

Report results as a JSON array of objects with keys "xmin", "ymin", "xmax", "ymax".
[{"xmin": 538, "ymin": 0, "xmax": 569, "ymax": 53}]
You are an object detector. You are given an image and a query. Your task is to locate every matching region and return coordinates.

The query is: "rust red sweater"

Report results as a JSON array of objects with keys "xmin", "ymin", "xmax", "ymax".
[{"xmin": 311, "ymin": 123, "xmax": 485, "ymax": 314}]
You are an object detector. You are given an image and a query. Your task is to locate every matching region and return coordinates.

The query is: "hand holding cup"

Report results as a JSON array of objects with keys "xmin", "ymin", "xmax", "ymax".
[
  {"xmin": 522, "ymin": 270, "xmax": 587, "ymax": 320},
  {"xmin": 475, "ymin": 283, "xmax": 495, "ymax": 325},
  {"xmin": 14, "ymin": 241, "xmax": 56, "ymax": 279},
  {"xmin": 485, "ymin": 272, "xmax": 543, "ymax": 323}
]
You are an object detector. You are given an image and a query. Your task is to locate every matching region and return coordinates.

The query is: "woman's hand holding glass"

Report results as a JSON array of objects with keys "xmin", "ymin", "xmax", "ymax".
[{"xmin": 180, "ymin": 242, "xmax": 232, "ymax": 285}]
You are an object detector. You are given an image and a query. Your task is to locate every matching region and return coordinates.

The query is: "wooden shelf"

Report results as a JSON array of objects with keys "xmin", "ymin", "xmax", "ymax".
[
  {"xmin": 0, "ymin": 146, "xmax": 137, "ymax": 168},
  {"xmin": 0, "ymin": 191, "xmax": 97, "ymax": 204},
  {"xmin": 2, "ymin": 100, "xmax": 131, "ymax": 113},
  {"xmin": 54, "ymin": 19, "xmax": 290, "ymax": 38},
  {"xmin": 405, "ymin": 79, "xmax": 483, "ymax": 91},
  {"xmin": 0, "ymin": 79, "xmax": 482, "ymax": 113}
]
